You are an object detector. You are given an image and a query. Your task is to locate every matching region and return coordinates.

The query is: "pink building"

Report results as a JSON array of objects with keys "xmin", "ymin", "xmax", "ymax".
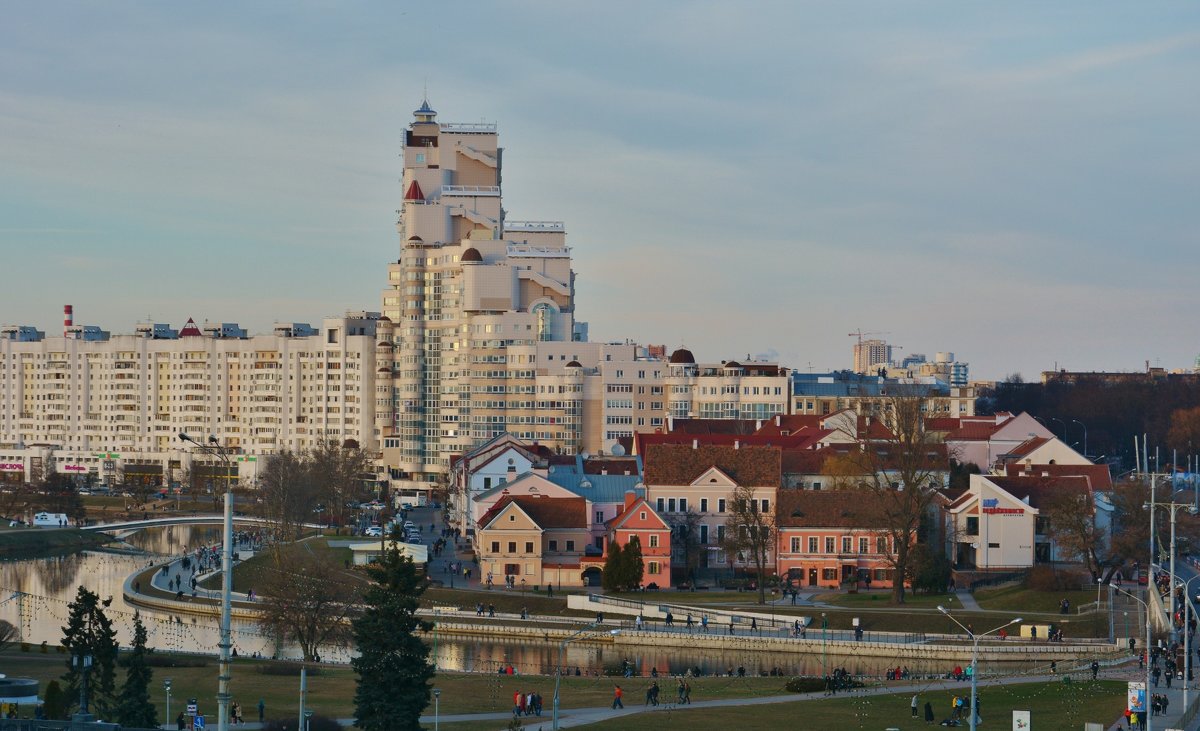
[{"xmin": 606, "ymin": 492, "xmax": 672, "ymax": 589}]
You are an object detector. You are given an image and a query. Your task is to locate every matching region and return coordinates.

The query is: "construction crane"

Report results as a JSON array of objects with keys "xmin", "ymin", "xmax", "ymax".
[{"xmin": 848, "ymin": 330, "xmax": 890, "ymax": 346}]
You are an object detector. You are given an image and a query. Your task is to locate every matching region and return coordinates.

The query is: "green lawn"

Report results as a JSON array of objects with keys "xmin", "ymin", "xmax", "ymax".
[
  {"xmin": 579, "ymin": 680, "xmax": 1127, "ymax": 731},
  {"xmin": 0, "ymin": 651, "xmax": 794, "ymax": 719},
  {"xmin": 811, "ymin": 590, "xmax": 950, "ymax": 608},
  {"xmin": 974, "ymin": 586, "xmax": 1102, "ymax": 614}
]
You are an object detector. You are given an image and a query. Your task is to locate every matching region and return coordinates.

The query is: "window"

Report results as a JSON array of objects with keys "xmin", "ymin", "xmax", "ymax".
[
  {"xmin": 966, "ymin": 517, "xmax": 979, "ymax": 536},
  {"xmin": 507, "ymin": 541, "xmax": 517, "ymax": 553},
  {"xmin": 484, "ymin": 477, "xmax": 492, "ymax": 489},
  {"xmin": 649, "ymin": 535, "xmax": 659, "ymax": 548},
  {"xmin": 812, "ymin": 481, "xmax": 822, "ymax": 490},
  {"xmin": 822, "ymin": 568, "xmax": 838, "ymax": 581},
  {"xmin": 790, "ymin": 537, "xmax": 802, "ymax": 552},
  {"xmin": 841, "ymin": 537, "xmax": 852, "ymax": 553},
  {"xmin": 717, "ymin": 525, "xmax": 725, "ymax": 543},
  {"xmin": 874, "ymin": 568, "xmax": 891, "ymax": 582},
  {"xmin": 859, "ymin": 537, "xmax": 869, "ymax": 554},
  {"xmin": 504, "ymin": 563, "xmax": 519, "ymax": 576},
  {"xmin": 490, "ymin": 541, "xmax": 500, "ymax": 553},
  {"xmin": 760, "ymin": 499, "xmax": 770, "ymax": 513},
  {"xmin": 808, "ymin": 537, "xmax": 818, "ymax": 553},
  {"xmin": 640, "ymin": 511, "xmax": 646, "ymax": 520},
  {"xmin": 679, "ymin": 498, "xmax": 688, "ymax": 512},
  {"xmin": 700, "ymin": 524, "xmax": 709, "ymax": 544},
  {"xmin": 647, "ymin": 561, "xmax": 660, "ymax": 575},
  {"xmin": 525, "ymin": 541, "xmax": 534, "ymax": 554},
  {"xmin": 549, "ymin": 540, "xmax": 558, "ymax": 552},
  {"xmin": 825, "ymin": 537, "xmax": 835, "ymax": 554},
  {"xmin": 668, "ymin": 498, "xmax": 676, "ymax": 513},
  {"xmin": 596, "ymin": 510, "xmax": 604, "ymax": 523},
  {"xmin": 700, "ymin": 498, "xmax": 709, "ymax": 512},
  {"xmin": 566, "ymin": 540, "xmax": 576, "ymax": 552},
  {"xmin": 718, "ymin": 499, "xmax": 726, "ymax": 513},
  {"xmin": 877, "ymin": 536, "xmax": 888, "ymax": 554},
  {"xmin": 656, "ymin": 498, "xmax": 665, "ymax": 512}
]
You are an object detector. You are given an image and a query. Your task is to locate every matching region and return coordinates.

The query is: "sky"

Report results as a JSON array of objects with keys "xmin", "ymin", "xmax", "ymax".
[{"xmin": 2, "ymin": 2, "xmax": 1198, "ymax": 381}]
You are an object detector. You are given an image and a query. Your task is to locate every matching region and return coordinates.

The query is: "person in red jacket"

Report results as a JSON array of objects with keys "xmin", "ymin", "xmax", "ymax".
[{"xmin": 612, "ymin": 685, "xmax": 624, "ymax": 710}]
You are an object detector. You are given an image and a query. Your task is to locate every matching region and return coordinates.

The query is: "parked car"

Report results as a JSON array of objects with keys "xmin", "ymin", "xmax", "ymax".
[{"xmin": 364, "ymin": 526, "xmax": 383, "ymax": 537}]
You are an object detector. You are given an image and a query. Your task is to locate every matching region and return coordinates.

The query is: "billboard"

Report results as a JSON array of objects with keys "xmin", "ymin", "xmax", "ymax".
[{"xmin": 1128, "ymin": 681, "xmax": 1146, "ymax": 713}]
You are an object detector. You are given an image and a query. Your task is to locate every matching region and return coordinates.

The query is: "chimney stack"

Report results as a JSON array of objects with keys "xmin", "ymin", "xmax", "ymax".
[{"xmin": 64, "ymin": 304, "xmax": 73, "ymax": 336}]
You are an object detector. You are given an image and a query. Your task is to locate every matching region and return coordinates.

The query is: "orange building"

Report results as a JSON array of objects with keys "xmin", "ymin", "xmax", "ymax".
[{"xmin": 775, "ymin": 490, "xmax": 907, "ymax": 590}]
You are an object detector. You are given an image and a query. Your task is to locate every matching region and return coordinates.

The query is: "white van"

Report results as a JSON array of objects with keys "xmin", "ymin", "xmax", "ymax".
[{"xmin": 33, "ymin": 512, "xmax": 70, "ymax": 528}]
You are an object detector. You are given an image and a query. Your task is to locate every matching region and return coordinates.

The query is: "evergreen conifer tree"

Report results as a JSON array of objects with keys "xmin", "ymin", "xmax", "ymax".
[
  {"xmin": 60, "ymin": 586, "xmax": 119, "ymax": 718},
  {"xmin": 622, "ymin": 535, "xmax": 644, "ymax": 591},
  {"xmin": 351, "ymin": 542, "xmax": 432, "ymax": 731},
  {"xmin": 115, "ymin": 611, "xmax": 156, "ymax": 728},
  {"xmin": 601, "ymin": 540, "xmax": 623, "ymax": 592}
]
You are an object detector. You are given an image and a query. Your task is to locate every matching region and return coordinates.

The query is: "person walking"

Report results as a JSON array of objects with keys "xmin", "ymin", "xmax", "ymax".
[
  {"xmin": 924, "ymin": 701, "xmax": 934, "ymax": 724},
  {"xmin": 257, "ymin": 699, "xmax": 265, "ymax": 724},
  {"xmin": 612, "ymin": 685, "xmax": 624, "ymax": 709},
  {"xmin": 911, "ymin": 693, "xmax": 919, "ymax": 718}
]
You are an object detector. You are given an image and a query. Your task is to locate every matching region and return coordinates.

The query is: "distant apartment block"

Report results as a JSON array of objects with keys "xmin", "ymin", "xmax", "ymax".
[{"xmin": 0, "ymin": 313, "xmax": 382, "ymax": 487}]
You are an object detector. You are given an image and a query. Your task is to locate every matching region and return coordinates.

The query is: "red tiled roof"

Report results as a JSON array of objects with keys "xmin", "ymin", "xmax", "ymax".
[
  {"xmin": 643, "ymin": 444, "xmax": 781, "ymax": 487},
  {"xmin": 1004, "ymin": 437, "xmax": 1049, "ymax": 458},
  {"xmin": 776, "ymin": 489, "xmax": 891, "ymax": 529},
  {"xmin": 986, "ymin": 475, "xmax": 1091, "ymax": 509},
  {"xmin": 607, "ymin": 497, "xmax": 669, "ymax": 531},
  {"xmin": 945, "ymin": 421, "xmax": 1004, "ymax": 441},
  {"xmin": 478, "ymin": 495, "xmax": 588, "ymax": 530},
  {"xmin": 668, "ymin": 419, "xmax": 761, "ymax": 436},
  {"xmin": 1002, "ymin": 463, "xmax": 1112, "ymax": 489}
]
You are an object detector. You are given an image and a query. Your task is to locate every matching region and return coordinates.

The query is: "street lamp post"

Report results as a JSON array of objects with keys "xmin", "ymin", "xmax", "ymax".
[
  {"xmin": 180, "ymin": 432, "xmax": 234, "ymax": 731},
  {"xmin": 1182, "ymin": 575, "xmax": 1200, "ymax": 710},
  {"xmin": 821, "ymin": 612, "xmax": 828, "ymax": 678},
  {"xmin": 1072, "ymin": 419, "xmax": 1088, "ymax": 458},
  {"xmin": 164, "ymin": 678, "xmax": 173, "ymax": 730},
  {"xmin": 938, "ymin": 607, "xmax": 1020, "ymax": 731},
  {"xmin": 73, "ymin": 653, "xmax": 94, "ymax": 721},
  {"xmin": 552, "ymin": 624, "xmax": 620, "ymax": 731},
  {"xmin": 432, "ymin": 689, "xmax": 441, "ymax": 731},
  {"xmin": 1113, "ymin": 584, "xmax": 1154, "ymax": 731}
]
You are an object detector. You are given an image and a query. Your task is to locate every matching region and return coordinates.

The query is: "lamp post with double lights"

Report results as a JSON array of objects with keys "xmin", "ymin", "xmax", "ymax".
[
  {"xmin": 1145, "ymin": 494, "xmax": 1197, "ymax": 638},
  {"xmin": 432, "ymin": 689, "xmax": 441, "ymax": 731},
  {"xmin": 1112, "ymin": 584, "xmax": 1154, "ymax": 730},
  {"xmin": 179, "ymin": 431, "xmax": 234, "ymax": 731},
  {"xmin": 552, "ymin": 623, "xmax": 620, "ymax": 731},
  {"xmin": 937, "ymin": 607, "xmax": 1020, "ymax": 731}
]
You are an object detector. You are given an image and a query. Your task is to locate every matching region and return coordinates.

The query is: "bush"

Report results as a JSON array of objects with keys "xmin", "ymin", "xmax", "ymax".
[
  {"xmin": 784, "ymin": 676, "xmax": 864, "ymax": 693},
  {"xmin": 263, "ymin": 715, "xmax": 340, "ymax": 731},
  {"xmin": 1025, "ymin": 566, "xmax": 1084, "ymax": 592}
]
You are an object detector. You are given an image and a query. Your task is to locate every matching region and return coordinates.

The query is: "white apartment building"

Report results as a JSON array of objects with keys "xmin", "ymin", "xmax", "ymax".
[
  {"xmin": 0, "ymin": 313, "xmax": 382, "ymax": 488},
  {"xmin": 378, "ymin": 100, "xmax": 580, "ymax": 494}
]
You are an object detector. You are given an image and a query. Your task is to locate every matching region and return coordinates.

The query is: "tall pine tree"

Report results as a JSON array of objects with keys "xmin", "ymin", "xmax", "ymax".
[
  {"xmin": 621, "ymin": 535, "xmax": 644, "ymax": 591},
  {"xmin": 601, "ymin": 540, "xmax": 623, "ymax": 592},
  {"xmin": 115, "ymin": 611, "xmax": 156, "ymax": 728},
  {"xmin": 351, "ymin": 543, "xmax": 433, "ymax": 731},
  {"xmin": 60, "ymin": 586, "xmax": 119, "ymax": 718}
]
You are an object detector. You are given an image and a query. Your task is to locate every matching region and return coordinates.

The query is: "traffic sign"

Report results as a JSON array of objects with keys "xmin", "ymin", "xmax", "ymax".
[{"xmin": 194, "ymin": 716, "xmax": 205, "ymax": 730}]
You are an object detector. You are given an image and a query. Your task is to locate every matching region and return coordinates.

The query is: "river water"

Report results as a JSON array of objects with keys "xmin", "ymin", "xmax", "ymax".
[{"xmin": 0, "ymin": 528, "xmax": 1030, "ymax": 678}]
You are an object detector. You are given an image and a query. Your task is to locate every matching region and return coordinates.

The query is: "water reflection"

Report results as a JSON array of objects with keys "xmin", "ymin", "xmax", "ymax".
[{"xmin": 0, "ymin": 528, "xmax": 1041, "ymax": 678}]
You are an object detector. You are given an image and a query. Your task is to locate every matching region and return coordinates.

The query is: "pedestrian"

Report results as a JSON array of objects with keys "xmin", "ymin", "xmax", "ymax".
[
  {"xmin": 728, "ymin": 619, "xmax": 734, "ymax": 636},
  {"xmin": 513, "ymin": 690, "xmax": 522, "ymax": 717},
  {"xmin": 612, "ymin": 685, "xmax": 624, "ymax": 709},
  {"xmin": 751, "ymin": 617, "xmax": 757, "ymax": 633},
  {"xmin": 1091, "ymin": 660, "xmax": 1100, "ymax": 680},
  {"xmin": 177, "ymin": 712, "xmax": 186, "ymax": 731},
  {"xmin": 911, "ymin": 693, "xmax": 919, "ymax": 718},
  {"xmin": 924, "ymin": 701, "xmax": 934, "ymax": 725},
  {"xmin": 257, "ymin": 699, "xmax": 265, "ymax": 723}
]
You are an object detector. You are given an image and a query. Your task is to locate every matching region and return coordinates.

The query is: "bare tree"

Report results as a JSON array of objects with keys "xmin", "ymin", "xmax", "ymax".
[
  {"xmin": 255, "ymin": 543, "xmax": 361, "ymax": 662},
  {"xmin": 308, "ymin": 441, "xmax": 374, "ymax": 527},
  {"xmin": 721, "ymin": 484, "xmax": 774, "ymax": 605},
  {"xmin": 834, "ymin": 392, "xmax": 951, "ymax": 604},
  {"xmin": 258, "ymin": 451, "xmax": 319, "ymax": 562},
  {"xmin": 1041, "ymin": 484, "xmax": 1106, "ymax": 580},
  {"xmin": 0, "ymin": 619, "xmax": 17, "ymax": 649}
]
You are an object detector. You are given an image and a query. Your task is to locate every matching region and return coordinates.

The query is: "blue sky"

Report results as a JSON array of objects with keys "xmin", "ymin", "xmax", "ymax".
[{"xmin": 2, "ymin": 2, "xmax": 1197, "ymax": 380}]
